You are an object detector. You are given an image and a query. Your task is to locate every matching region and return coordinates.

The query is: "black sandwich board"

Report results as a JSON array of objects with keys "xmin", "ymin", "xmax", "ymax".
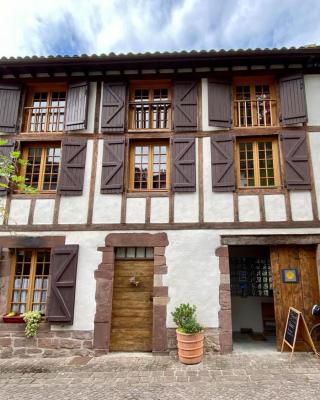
[{"xmin": 281, "ymin": 307, "xmax": 318, "ymax": 361}]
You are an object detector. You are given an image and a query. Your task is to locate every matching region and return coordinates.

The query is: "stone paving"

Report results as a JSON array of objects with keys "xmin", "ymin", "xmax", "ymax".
[{"xmin": 0, "ymin": 352, "xmax": 320, "ymax": 399}]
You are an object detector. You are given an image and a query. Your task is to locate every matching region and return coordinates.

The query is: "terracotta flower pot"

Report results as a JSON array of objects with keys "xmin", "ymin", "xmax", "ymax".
[{"xmin": 176, "ymin": 330, "xmax": 204, "ymax": 364}]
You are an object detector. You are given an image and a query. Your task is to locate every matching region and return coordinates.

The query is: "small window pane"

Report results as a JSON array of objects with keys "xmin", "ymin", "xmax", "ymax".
[
  {"xmin": 146, "ymin": 248, "xmax": 154, "ymax": 258},
  {"xmin": 116, "ymin": 248, "xmax": 126, "ymax": 259},
  {"xmin": 136, "ymin": 248, "xmax": 146, "ymax": 258},
  {"xmin": 126, "ymin": 248, "xmax": 136, "ymax": 258}
]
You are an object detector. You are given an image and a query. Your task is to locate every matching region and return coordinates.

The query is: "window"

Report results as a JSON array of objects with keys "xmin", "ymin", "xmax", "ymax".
[
  {"xmin": 24, "ymin": 85, "xmax": 66, "ymax": 133},
  {"xmin": 129, "ymin": 82, "xmax": 172, "ymax": 130},
  {"xmin": 8, "ymin": 249, "xmax": 50, "ymax": 314},
  {"xmin": 115, "ymin": 247, "xmax": 154, "ymax": 259},
  {"xmin": 129, "ymin": 141, "xmax": 170, "ymax": 191},
  {"xmin": 233, "ymin": 78, "xmax": 277, "ymax": 127},
  {"xmin": 230, "ymin": 255, "xmax": 273, "ymax": 297},
  {"xmin": 237, "ymin": 138, "xmax": 280, "ymax": 188},
  {"xmin": 21, "ymin": 143, "xmax": 61, "ymax": 192}
]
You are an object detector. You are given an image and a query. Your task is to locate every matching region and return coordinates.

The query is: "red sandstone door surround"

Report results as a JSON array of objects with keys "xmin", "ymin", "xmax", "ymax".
[{"xmin": 93, "ymin": 233, "xmax": 169, "ymax": 353}]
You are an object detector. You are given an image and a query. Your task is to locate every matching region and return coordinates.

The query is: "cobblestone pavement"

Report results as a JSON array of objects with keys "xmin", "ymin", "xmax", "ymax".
[{"xmin": 0, "ymin": 352, "xmax": 320, "ymax": 400}]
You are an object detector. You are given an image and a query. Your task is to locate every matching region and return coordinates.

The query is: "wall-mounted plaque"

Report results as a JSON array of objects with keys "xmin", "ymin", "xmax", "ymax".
[{"xmin": 281, "ymin": 269, "xmax": 299, "ymax": 283}]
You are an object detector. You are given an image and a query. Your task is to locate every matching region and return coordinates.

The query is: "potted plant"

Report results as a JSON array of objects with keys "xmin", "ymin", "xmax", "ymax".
[
  {"xmin": 2, "ymin": 312, "xmax": 25, "ymax": 323},
  {"xmin": 171, "ymin": 303, "xmax": 204, "ymax": 364}
]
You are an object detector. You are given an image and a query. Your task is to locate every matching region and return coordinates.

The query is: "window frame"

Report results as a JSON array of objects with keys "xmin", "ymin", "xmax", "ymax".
[
  {"xmin": 128, "ymin": 80, "xmax": 172, "ymax": 131},
  {"xmin": 232, "ymin": 76, "xmax": 278, "ymax": 128},
  {"xmin": 23, "ymin": 83, "xmax": 67, "ymax": 134},
  {"xmin": 19, "ymin": 142, "xmax": 61, "ymax": 193},
  {"xmin": 128, "ymin": 140, "xmax": 171, "ymax": 192},
  {"xmin": 7, "ymin": 248, "xmax": 51, "ymax": 315},
  {"xmin": 236, "ymin": 136, "xmax": 281, "ymax": 189}
]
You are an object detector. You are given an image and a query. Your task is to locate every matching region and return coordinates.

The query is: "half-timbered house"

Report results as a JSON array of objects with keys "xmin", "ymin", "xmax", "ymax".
[{"xmin": 1, "ymin": 46, "xmax": 320, "ymax": 356}]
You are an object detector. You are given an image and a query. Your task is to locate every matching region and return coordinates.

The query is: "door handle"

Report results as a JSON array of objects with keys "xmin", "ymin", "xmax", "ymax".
[{"xmin": 150, "ymin": 295, "xmax": 154, "ymax": 302}]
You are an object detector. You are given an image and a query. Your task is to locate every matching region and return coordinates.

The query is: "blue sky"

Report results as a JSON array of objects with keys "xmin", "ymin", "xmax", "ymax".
[{"xmin": 0, "ymin": 0, "xmax": 320, "ymax": 57}]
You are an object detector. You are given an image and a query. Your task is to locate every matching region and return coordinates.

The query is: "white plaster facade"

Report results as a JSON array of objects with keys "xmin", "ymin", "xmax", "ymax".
[
  {"xmin": 2, "ymin": 65, "xmax": 320, "ymax": 355},
  {"xmin": 1, "ymin": 227, "xmax": 320, "ymax": 332}
]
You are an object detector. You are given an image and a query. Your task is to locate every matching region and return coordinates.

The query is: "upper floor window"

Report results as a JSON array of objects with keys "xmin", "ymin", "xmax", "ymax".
[
  {"xmin": 236, "ymin": 137, "xmax": 280, "ymax": 188},
  {"xmin": 20, "ymin": 143, "xmax": 61, "ymax": 192},
  {"xmin": 233, "ymin": 78, "xmax": 277, "ymax": 128},
  {"xmin": 129, "ymin": 140, "xmax": 170, "ymax": 191},
  {"xmin": 129, "ymin": 82, "xmax": 172, "ymax": 130},
  {"xmin": 23, "ymin": 85, "xmax": 67, "ymax": 133},
  {"xmin": 8, "ymin": 249, "xmax": 50, "ymax": 314}
]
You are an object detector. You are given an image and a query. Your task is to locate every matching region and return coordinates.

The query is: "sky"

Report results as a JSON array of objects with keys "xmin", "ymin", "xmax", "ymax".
[{"xmin": 0, "ymin": 0, "xmax": 320, "ymax": 57}]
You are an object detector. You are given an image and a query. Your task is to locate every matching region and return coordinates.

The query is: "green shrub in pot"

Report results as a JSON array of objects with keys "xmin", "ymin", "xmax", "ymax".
[{"xmin": 171, "ymin": 303, "xmax": 203, "ymax": 334}]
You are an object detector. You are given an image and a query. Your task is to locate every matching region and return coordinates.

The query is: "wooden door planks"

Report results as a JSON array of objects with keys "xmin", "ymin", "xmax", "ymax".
[
  {"xmin": 270, "ymin": 245, "xmax": 319, "ymax": 351},
  {"xmin": 109, "ymin": 260, "xmax": 154, "ymax": 352}
]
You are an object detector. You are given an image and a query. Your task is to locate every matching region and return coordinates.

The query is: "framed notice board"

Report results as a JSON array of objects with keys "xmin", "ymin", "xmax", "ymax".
[{"xmin": 281, "ymin": 307, "xmax": 319, "ymax": 360}]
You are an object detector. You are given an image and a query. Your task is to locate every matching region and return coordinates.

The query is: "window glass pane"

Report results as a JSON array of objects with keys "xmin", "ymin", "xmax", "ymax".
[
  {"xmin": 133, "ymin": 145, "xmax": 149, "ymax": 190},
  {"xmin": 258, "ymin": 141, "xmax": 275, "ymax": 187},
  {"xmin": 42, "ymin": 147, "xmax": 61, "ymax": 191},
  {"xmin": 25, "ymin": 147, "xmax": 42, "ymax": 189},
  {"xmin": 126, "ymin": 248, "xmax": 136, "ymax": 258},
  {"xmin": 146, "ymin": 248, "xmax": 154, "ymax": 258},
  {"xmin": 238, "ymin": 142, "xmax": 255, "ymax": 187},
  {"xmin": 152, "ymin": 144, "xmax": 167, "ymax": 189},
  {"xmin": 116, "ymin": 248, "xmax": 126, "ymax": 259},
  {"xmin": 136, "ymin": 248, "xmax": 146, "ymax": 258}
]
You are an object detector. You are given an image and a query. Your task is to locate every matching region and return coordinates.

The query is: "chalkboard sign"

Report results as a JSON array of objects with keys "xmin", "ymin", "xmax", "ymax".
[
  {"xmin": 284, "ymin": 308, "xmax": 299, "ymax": 347},
  {"xmin": 281, "ymin": 307, "xmax": 318, "ymax": 360}
]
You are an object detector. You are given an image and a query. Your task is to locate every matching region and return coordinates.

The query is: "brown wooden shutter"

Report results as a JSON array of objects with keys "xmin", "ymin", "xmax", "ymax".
[
  {"xmin": 101, "ymin": 82, "xmax": 126, "ymax": 133},
  {"xmin": 57, "ymin": 139, "xmax": 87, "ymax": 195},
  {"xmin": 211, "ymin": 134, "xmax": 235, "ymax": 192},
  {"xmin": 65, "ymin": 82, "xmax": 89, "ymax": 131},
  {"xmin": 48, "ymin": 245, "xmax": 79, "ymax": 323},
  {"xmin": 208, "ymin": 80, "xmax": 232, "ymax": 128},
  {"xmin": 171, "ymin": 137, "xmax": 196, "ymax": 192},
  {"xmin": 0, "ymin": 140, "xmax": 15, "ymax": 196},
  {"xmin": 101, "ymin": 137, "xmax": 125, "ymax": 193},
  {"xmin": 173, "ymin": 81, "xmax": 198, "ymax": 132},
  {"xmin": 280, "ymin": 131, "xmax": 311, "ymax": 190},
  {"xmin": 279, "ymin": 75, "xmax": 307, "ymax": 125},
  {"xmin": 0, "ymin": 85, "xmax": 21, "ymax": 133}
]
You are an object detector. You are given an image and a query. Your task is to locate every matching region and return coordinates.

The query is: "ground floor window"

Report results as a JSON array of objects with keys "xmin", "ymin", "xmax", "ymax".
[{"xmin": 8, "ymin": 249, "xmax": 50, "ymax": 314}]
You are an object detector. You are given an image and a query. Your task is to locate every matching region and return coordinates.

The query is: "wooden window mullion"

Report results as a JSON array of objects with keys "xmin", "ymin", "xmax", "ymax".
[
  {"xmin": 26, "ymin": 250, "xmax": 37, "ymax": 311},
  {"xmin": 37, "ymin": 148, "xmax": 47, "ymax": 191},
  {"xmin": 166, "ymin": 144, "xmax": 170, "ymax": 190},
  {"xmin": 147, "ymin": 144, "xmax": 153, "ymax": 189},
  {"xmin": 272, "ymin": 140, "xmax": 281, "ymax": 187},
  {"xmin": 254, "ymin": 141, "xmax": 260, "ymax": 186},
  {"xmin": 7, "ymin": 252, "xmax": 16, "ymax": 314}
]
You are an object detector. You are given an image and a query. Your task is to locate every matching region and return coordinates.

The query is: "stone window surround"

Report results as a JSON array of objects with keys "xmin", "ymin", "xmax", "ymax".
[{"xmin": 94, "ymin": 232, "xmax": 169, "ymax": 353}]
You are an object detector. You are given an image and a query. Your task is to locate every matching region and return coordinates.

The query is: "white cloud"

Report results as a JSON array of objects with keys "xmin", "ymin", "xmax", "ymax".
[{"xmin": 0, "ymin": 0, "xmax": 319, "ymax": 56}]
